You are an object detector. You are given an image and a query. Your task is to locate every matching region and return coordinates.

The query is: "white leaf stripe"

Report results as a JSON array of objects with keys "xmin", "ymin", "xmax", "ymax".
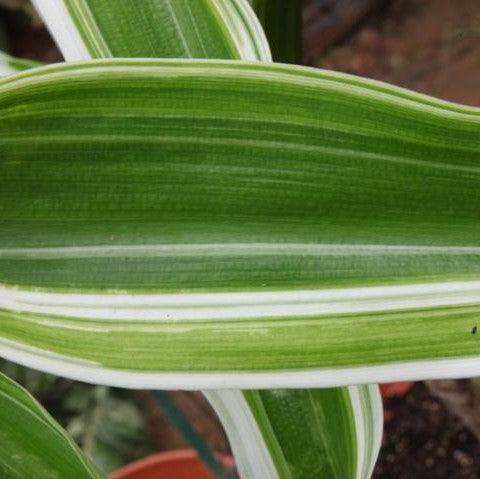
[
  {"xmin": 205, "ymin": 390, "xmax": 278, "ymax": 479},
  {"xmin": 31, "ymin": 0, "xmax": 91, "ymax": 60},
  {"xmin": 1, "ymin": 280, "xmax": 480, "ymax": 321},
  {"xmin": 32, "ymin": 0, "xmax": 271, "ymax": 62},
  {"xmin": 2, "ymin": 337, "xmax": 480, "ymax": 390},
  {"xmin": 3, "ymin": 243, "xmax": 480, "ymax": 258},
  {"xmin": 349, "ymin": 385, "xmax": 383, "ymax": 479},
  {"xmin": 209, "ymin": 0, "xmax": 272, "ymax": 60}
]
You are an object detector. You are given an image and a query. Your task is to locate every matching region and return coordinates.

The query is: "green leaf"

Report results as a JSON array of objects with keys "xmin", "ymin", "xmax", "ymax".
[
  {"xmin": 32, "ymin": 0, "xmax": 271, "ymax": 61},
  {"xmin": 249, "ymin": 0, "xmax": 302, "ymax": 63},
  {"xmin": 206, "ymin": 385, "xmax": 382, "ymax": 479},
  {"xmin": 0, "ymin": 51, "xmax": 40, "ymax": 77},
  {"xmin": 0, "ymin": 371, "xmax": 102, "ymax": 478},
  {"xmin": 1, "ymin": 59, "xmax": 479, "ymax": 389},
  {"xmin": 64, "ymin": 385, "xmax": 155, "ymax": 474},
  {"xmin": 13, "ymin": 5, "xmax": 381, "ymax": 479}
]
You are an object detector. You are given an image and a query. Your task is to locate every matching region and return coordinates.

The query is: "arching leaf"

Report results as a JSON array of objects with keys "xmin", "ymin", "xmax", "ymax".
[
  {"xmin": 0, "ymin": 372, "xmax": 102, "ymax": 479},
  {"xmin": 0, "ymin": 60, "xmax": 479, "ymax": 390}
]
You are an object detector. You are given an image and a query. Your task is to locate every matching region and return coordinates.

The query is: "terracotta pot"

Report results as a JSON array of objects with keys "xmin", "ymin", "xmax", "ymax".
[
  {"xmin": 109, "ymin": 450, "xmax": 221, "ymax": 479},
  {"xmin": 380, "ymin": 381, "xmax": 414, "ymax": 399}
]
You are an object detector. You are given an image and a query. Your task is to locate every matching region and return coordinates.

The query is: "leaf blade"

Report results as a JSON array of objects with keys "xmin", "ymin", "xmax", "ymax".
[
  {"xmin": 206, "ymin": 386, "xmax": 382, "ymax": 479},
  {"xmin": 0, "ymin": 372, "xmax": 102, "ymax": 479},
  {"xmin": 1, "ymin": 59, "xmax": 479, "ymax": 388},
  {"xmin": 18, "ymin": 5, "xmax": 381, "ymax": 479},
  {"xmin": 32, "ymin": 0, "xmax": 271, "ymax": 61}
]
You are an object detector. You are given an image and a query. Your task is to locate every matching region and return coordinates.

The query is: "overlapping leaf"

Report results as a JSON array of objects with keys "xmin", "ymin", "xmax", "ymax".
[
  {"xmin": 207, "ymin": 385, "xmax": 382, "ymax": 479},
  {"xmin": 0, "ymin": 372, "xmax": 101, "ymax": 479},
  {"xmin": 32, "ymin": 0, "xmax": 271, "ymax": 61}
]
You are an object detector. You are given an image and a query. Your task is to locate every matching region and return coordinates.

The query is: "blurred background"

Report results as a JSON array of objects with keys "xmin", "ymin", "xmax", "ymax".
[{"xmin": 1, "ymin": 0, "xmax": 479, "ymax": 478}]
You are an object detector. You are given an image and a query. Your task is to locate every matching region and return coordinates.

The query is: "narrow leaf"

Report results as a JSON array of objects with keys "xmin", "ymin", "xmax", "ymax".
[
  {"xmin": 206, "ymin": 385, "xmax": 382, "ymax": 479},
  {"xmin": 32, "ymin": 0, "xmax": 271, "ymax": 61},
  {"xmin": 0, "ymin": 371, "xmax": 102, "ymax": 478}
]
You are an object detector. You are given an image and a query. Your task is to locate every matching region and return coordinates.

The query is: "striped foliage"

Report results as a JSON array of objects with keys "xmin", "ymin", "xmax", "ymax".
[
  {"xmin": 32, "ymin": 0, "xmax": 271, "ymax": 61},
  {"xmin": 21, "ymin": 2, "xmax": 385, "ymax": 477},
  {"xmin": 207, "ymin": 385, "xmax": 382, "ymax": 479},
  {"xmin": 1, "ymin": 2, "xmax": 395, "ymax": 478},
  {"xmin": 0, "ymin": 59, "xmax": 479, "ymax": 391}
]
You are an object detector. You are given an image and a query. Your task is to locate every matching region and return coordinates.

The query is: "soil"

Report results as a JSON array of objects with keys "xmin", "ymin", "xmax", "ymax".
[
  {"xmin": 374, "ymin": 383, "xmax": 480, "ymax": 479},
  {"xmin": 319, "ymin": 0, "xmax": 480, "ymax": 106}
]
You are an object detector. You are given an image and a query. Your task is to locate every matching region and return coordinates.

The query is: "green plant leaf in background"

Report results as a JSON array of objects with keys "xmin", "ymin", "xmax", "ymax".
[
  {"xmin": 64, "ymin": 384, "xmax": 156, "ymax": 474},
  {"xmin": 31, "ymin": 0, "xmax": 271, "ymax": 61},
  {"xmin": 0, "ymin": 50, "xmax": 40, "ymax": 76},
  {"xmin": 207, "ymin": 385, "xmax": 382, "ymax": 479},
  {"xmin": 0, "ymin": 358, "xmax": 158, "ymax": 476},
  {"xmin": 0, "ymin": 371, "xmax": 102, "ymax": 479},
  {"xmin": 249, "ymin": 0, "xmax": 302, "ymax": 63},
  {"xmin": 1, "ymin": 59, "xmax": 479, "ymax": 389}
]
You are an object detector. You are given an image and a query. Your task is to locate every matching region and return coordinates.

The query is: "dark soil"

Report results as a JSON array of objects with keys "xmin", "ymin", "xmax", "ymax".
[
  {"xmin": 374, "ymin": 383, "xmax": 480, "ymax": 479},
  {"xmin": 319, "ymin": 0, "xmax": 480, "ymax": 106}
]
